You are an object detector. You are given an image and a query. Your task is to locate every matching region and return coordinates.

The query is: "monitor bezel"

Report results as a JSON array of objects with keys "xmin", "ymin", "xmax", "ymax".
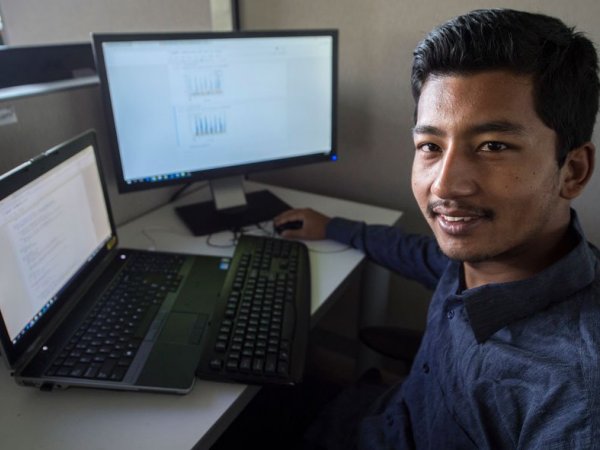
[{"xmin": 92, "ymin": 29, "xmax": 338, "ymax": 194}]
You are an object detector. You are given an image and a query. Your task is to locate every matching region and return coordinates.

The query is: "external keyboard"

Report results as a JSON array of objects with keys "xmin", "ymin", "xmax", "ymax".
[{"xmin": 196, "ymin": 234, "xmax": 311, "ymax": 385}]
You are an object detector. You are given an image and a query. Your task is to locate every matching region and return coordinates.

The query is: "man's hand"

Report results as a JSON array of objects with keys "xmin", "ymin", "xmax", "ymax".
[{"xmin": 273, "ymin": 208, "xmax": 331, "ymax": 240}]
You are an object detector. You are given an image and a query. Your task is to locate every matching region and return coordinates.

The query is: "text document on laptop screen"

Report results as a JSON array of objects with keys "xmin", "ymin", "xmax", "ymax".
[{"xmin": 0, "ymin": 147, "xmax": 112, "ymax": 343}]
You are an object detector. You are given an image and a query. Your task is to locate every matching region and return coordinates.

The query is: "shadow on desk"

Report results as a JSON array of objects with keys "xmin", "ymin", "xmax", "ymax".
[
  {"xmin": 209, "ymin": 334, "xmax": 410, "ymax": 450},
  {"xmin": 209, "ymin": 373, "xmax": 342, "ymax": 449},
  {"xmin": 210, "ymin": 336, "xmax": 347, "ymax": 449}
]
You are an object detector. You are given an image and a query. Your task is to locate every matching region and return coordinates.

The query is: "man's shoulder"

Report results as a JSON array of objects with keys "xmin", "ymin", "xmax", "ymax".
[
  {"xmin": 588, "ymin": 240, "xmax": 600, "ymax": 262},
  {"xmin": 582, "ymin": 240, "xmax": 600, "ymax": 296}
]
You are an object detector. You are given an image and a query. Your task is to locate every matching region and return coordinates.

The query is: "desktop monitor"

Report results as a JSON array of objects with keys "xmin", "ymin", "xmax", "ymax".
[{"xmin": 92, "ymin": 30, "xmax": 338, "ymax": 235}]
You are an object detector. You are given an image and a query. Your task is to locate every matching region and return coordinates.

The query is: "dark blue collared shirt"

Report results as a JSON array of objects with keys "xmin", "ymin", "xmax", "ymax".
[{"xmin": 326, "ymin": 212, "xmax": 600, "ymax": 449}]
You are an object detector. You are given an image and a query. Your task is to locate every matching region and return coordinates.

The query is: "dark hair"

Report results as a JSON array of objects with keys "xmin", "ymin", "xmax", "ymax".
[{"xmin": 411, "ymin": 9, "xmax": 599, "ymax": 165}]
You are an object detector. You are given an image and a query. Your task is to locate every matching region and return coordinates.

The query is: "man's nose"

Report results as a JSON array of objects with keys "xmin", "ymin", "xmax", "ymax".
[{"xmin": 430, "ymin": 147, "xmax": 478, "ymax": 199}]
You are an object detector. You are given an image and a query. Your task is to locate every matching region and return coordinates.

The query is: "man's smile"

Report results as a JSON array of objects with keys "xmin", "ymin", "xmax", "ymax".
[{"xmin": 427, "ymin": 202, "xmax": 494, "ymax": 236}]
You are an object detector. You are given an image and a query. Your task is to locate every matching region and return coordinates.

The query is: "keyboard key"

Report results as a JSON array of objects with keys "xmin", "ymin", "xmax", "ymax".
[
  {"xmin": 240, "ymin": 357, "xmax": 252, "ymax": 372},
  {"xmin": 265, "ymin": 355, "xmax": 277, "ymax": 375},
  {"xmin": 70, "ymin": 364, "xmax": 87, "ymax": 377},
  {"xmin": 97, "ymin": 359, "xmax": 116, "ymax": 379},
  {"xmin": 209, "ymin": 358, "xmax": 223, "ymax": 371},
  {"xmin": 252, "ymin": 358, "xmax": 264, "ymax": 373},
  {"xmin": 110, "ymin": 366, "xmax": 128, "ymax": 381},
  {"xmin": 277, "ymin": 362, "xmax": 289, "ymax": 377},
  {"xmin": 84, "ymin": 364, "xmax": 101, "ymax": 378}
]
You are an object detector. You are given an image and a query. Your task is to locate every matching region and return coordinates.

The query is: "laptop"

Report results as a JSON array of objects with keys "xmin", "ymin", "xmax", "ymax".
[{"xmin": 0, "ymin": 130, "xmax": 229, "ymax": 394}]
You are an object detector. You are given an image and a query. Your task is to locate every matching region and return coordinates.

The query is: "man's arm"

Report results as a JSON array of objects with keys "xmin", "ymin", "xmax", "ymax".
[{"xmin": 274, "ymin": 208, "xmax": 448, "ymax": 289}]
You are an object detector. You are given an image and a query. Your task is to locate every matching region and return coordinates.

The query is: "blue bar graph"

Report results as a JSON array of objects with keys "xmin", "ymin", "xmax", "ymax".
[
  {"xmin": 193, "ymin": 112, "xmax": 227, "ymax": 136},
  {"xmin": 186, "ymin": 71, "xmax": 223, "ymax": 97}
]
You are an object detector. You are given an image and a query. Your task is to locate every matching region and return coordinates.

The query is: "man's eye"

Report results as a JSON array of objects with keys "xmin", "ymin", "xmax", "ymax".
[
  {"xmin": 480, "ymin": 141, "xmax": 508, "ymax": 152},
  {"xmin": 417, "ymin": 143, "xmax": 441, "ymax": 153}
]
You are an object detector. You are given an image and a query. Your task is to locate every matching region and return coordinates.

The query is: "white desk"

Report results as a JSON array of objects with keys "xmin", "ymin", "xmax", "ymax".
[{"xmin": 0, "ymin": 182, "xmax": 401, "ymax": 450}]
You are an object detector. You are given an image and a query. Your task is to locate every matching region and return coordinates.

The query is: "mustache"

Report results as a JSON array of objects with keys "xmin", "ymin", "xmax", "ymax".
[{"xmin": 426, "ymin": 200, "xmax": 495, "ymax": 219}]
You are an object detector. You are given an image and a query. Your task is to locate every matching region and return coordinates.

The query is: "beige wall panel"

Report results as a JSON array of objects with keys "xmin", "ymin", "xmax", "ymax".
[{"xmin": 0, "ymin": 0, "xmax": 212, "ymax": 45}]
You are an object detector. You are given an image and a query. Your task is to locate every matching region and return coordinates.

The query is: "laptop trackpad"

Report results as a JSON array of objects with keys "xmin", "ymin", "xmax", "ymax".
[
  {"xmin": 158, "ymin": 312, "xmax": 207, "ymax": 345},
  {"xmin": 135, "ymin": 314, "xmax": 207, "ymax": 390}
]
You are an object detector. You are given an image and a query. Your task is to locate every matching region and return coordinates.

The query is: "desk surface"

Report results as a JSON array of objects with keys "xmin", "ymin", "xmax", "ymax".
[{"xmin": 0, "ymin": 182, "xmax": 401, "ymax": 450}]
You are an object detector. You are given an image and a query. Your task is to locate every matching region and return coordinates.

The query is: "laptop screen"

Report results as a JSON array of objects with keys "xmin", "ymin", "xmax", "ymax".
[{"xmin": 0, "ymin": 144, "xmax": 112, "ymax": 345}]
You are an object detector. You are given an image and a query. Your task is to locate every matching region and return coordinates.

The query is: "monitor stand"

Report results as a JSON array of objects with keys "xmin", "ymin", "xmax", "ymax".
[{"xmin": 175, "ymin": 176, "xmax": 291, "ymax": 236}]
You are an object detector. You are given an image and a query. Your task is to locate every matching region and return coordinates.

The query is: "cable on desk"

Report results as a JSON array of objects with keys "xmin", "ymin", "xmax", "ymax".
[
  {"xmin": 206, "ymin": 221, "xmax": 272, "ymax": 248},
  {"xmin": 140, "ymin": 222, "xmax": 351, "ymax": 254}
]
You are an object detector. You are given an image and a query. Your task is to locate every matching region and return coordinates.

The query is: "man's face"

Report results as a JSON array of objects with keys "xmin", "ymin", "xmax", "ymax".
[{"xmin": 411, "ymin": 71, "xmax": 569, "ymax": 265}]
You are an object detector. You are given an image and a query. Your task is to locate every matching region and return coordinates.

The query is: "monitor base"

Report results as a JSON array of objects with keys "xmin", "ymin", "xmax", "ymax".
[{"xmin": 175, "ymin": 190, "xmax": 291, "ymax": 236}]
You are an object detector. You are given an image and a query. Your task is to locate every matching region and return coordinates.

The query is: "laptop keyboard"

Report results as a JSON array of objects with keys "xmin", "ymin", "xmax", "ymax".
[
  {"xmin": 45, "ymin": 252, "xmax": 185, "ymax": 381},
  {"xmin": 196, "ymin": 235, "xmax": 311, "ymax": 385}
]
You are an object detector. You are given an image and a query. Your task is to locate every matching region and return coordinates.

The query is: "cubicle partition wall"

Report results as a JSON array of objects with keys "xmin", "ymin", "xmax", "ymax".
[{"xmin": 0, "ymin": 81, "xmax": 179, "ymax": 225}]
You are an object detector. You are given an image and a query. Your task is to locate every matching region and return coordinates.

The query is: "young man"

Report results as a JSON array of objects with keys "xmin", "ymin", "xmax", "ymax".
[{"xmin": 275, "ymin": 9, "xmax": 600, "ymax": 448}]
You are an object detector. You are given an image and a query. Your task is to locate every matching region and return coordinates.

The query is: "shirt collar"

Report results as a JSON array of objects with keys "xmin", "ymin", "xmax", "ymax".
[{"xmin": 459, "ymin": 210, "xmax": 598, "ymax": 343}]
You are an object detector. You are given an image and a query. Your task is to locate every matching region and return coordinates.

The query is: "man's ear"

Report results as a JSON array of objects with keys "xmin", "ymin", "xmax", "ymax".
[{"xmin": 560, "ymin": 143, "xmax": 595, "ymax": 199}]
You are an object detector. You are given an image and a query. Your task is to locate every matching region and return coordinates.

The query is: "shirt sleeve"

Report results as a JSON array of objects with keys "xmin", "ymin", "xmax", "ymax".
[{"xmin": 325, "ymin": 217, "xmax": 448, "ymax": 290}]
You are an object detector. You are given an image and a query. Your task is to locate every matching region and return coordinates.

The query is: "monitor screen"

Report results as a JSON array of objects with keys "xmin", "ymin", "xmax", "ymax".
[{"xmin": 93, "ymin": 30, "xmax": 338, "ymax": 235}]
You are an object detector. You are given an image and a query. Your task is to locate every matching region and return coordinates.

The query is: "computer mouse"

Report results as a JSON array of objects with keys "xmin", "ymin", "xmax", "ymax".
[{"xmin": 275, "ymin": 220, "xmax": 303, "ymax": 234}]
